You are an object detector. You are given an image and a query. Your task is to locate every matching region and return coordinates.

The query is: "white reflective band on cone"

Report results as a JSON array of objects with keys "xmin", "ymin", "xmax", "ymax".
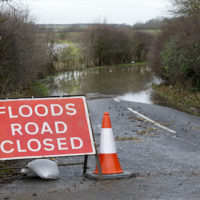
[{"xmin": 99, "ymin": 128, "xmax": 116, "ymax": 154}]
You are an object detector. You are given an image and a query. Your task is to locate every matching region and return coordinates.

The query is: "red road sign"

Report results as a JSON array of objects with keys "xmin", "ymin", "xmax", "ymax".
[{"xmin": 0, "ymin": 96, "xmax": 96, "ymax": 160}]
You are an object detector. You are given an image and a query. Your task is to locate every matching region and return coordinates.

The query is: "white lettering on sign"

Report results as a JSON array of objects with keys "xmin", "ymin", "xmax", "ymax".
[
  {"xmin": 19, "ymin": 105, "xmax": 33, "ymax": 117},
  {"xmin": 25, "ymin": 122, "xmax": 39, "ymax": 135},
  {"xmin": 35, "ymin": 104, "xmax": 48, "ymax": 117},
  {"xmin": 11, "ymin": 124, "xmax": 23, "ymax": 136},
  {"xmin": 27, "ymin": 139, "xmax": 41, "ymax": 152},
  {"xmin": 65, "ymin": 104, "xmax": 77, "ymax": 115},
  {"xmin": 71, "ymin": 137, "xmax": 83, "ymax": 149},
  {"xmin": 55, "ymin": 121, "xmax": 67, "ymax": 134},
  {"xmin": 8, "ymin": 106, "xmax": 18, "ymax": 118},
  {"xmin": 43, "ymin": 138, "xmax": 54, "ymax": 151},
  {"xmin": 50, "ymin": 104, "xmax": 63, "ymax": 116},
  {"xmin": 10, "ymin": 121, "xmax": 67, "ymax": 136},
  {"xmin": 0, "ymin": 107, "xmax": 6, "ymax": 114},
  {"xmin": 16, "ymin": 140, "xmax": 27, "ymax": 153},
  {"xmin": 7, "ymin": 103, "xmax": 77, "ymax": 119},
  {"xmin": 1, "ymin": 140, "xmax": 14, "ymax": 153},
  {"xmin": 41, "ymin": 122, "xmax": 53, "ymax": 134},
  {"xmin": 57, "ymin": 138, "xmax": 68, "ymax": 150},
  {"xmin": 0, "ymin": 137, "xmax": 84, "ymax": 153}
]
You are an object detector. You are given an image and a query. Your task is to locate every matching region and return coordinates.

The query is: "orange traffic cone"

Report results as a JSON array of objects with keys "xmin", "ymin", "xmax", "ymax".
[{"xmin": 94, "ymin": 112, "xmax": 123, "ymax": 174}]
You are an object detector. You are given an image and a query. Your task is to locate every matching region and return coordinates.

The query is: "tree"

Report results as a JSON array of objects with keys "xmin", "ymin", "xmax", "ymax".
[
  {"xmin": 149, "ymin": 14, "xmax": 200, "ymax": 89},
  {"xmin": 133, "ymin": 17, "xmax": 166, "ymax": 30},
  {"xmin": 149, "ymin": 0, "xmax": 200, "ymax": 90},
  {"xmin": 171, "ymin": 0, "xmax": 200, "ymax": 17},
  {"xmin": 57, "ymin": 42, "xmax": 83, "ymax": 70},
  {"xmin": 0, "ymin": 7, "xmax": 51, "ymax": 96},
  {"xmin": 131, "ymin": 31, "xmax": 152, "ymax": 62}
]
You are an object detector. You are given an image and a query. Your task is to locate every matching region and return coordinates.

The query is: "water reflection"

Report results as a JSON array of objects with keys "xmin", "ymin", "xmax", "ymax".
[{"xmin": 45, "ymin": 65, "xmax": 162, "ymax": 104}]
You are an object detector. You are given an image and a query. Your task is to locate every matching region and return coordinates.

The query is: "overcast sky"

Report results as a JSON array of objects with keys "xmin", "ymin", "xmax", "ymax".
[{"xmin": 20, "ymin": 0, "xmax": 171, "ymax": 25}]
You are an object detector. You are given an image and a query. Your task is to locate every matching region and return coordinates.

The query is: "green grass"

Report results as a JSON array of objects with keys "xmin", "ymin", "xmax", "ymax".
[
  {"xmin": 0, "ymin": 81, "xmax": 49, "ymax": 99},
  {"xmin": 0, "ymin": 161, "xmax": 12, "ymax": 179},
  {"xmin": 27, "ymin": 81, "xmax": 49, "ymax": 97}
]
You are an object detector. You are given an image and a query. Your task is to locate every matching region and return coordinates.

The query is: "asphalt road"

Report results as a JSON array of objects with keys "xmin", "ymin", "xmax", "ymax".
[{"xmin": 0, "ymin": 98, "xmax": 200, "ymax": 200}]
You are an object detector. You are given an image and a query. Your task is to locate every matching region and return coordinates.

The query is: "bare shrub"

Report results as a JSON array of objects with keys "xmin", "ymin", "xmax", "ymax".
[
  {"xmin": 82, "ymin": 24, "xmax": 152, "ymax": 67},
  {"xmin": 149, "ymin": 17, "xmax": 200, "ymax": 89},
  {"xmin": 0, "ymin": 8, "xmax": 51, "ymax": 96}
]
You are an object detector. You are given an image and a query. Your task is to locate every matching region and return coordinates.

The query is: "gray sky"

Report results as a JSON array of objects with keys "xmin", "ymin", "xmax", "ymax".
[{"xmin": 21, "ymin": 0, "xmax": 171, "ymax": 25}]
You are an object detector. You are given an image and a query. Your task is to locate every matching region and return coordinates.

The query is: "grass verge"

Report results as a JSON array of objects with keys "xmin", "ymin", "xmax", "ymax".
[
  {"xmin": 153, "ymin": 84, "xmax": 200, "ymax": 116},
  {"xmin": 0, "ymin": 81, "xmax": 49, "ymax": 99},
  {"xmin": 0, "ymin": 161, "xmax": 20, "ymax": 184}
]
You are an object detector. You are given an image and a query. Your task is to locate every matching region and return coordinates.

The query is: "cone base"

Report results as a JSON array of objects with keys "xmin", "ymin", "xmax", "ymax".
[
  {"xmin": 85, "ymin": 171, "xmax": 136, "ymax": 180},
  {"xmin": 94, "ymin": 153, "xmax": 123, "ymax": 174}
]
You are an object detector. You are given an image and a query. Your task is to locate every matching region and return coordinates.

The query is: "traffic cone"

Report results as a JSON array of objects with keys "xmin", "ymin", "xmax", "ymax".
[{"xmin": 94, "ymin": 112, "xmax": 123, "ymax": 174}]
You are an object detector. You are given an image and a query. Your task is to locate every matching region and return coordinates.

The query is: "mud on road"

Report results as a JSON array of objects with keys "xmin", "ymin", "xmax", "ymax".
[{"xmin": 0, "ymin": 98, "xmax": 200, "ymax": 200}]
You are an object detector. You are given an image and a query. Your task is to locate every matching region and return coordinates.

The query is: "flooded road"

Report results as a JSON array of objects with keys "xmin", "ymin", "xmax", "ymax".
[
  {"xmin": 45, "ymin": 65, "xmax": 163, "ymax": 104},
  {"xmin": 1, "ymin": 65, "xmax": 200, "ymax": 200}
]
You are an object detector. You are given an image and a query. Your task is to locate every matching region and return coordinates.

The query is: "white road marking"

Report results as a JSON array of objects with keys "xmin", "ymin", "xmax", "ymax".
[
  {"xmin": 113, "ymin": 98, "xmax": 120, "ymax": 102},
  {"xmin": 127, "ymin": 107, "xmax": 176, "ymax": 134}
]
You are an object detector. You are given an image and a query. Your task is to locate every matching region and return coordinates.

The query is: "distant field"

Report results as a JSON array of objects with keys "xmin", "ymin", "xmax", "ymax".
[
  {"xmin": 37, "ymin": 23, "xmax": 133, "ymax": 33},
  {"xmin": 37, "ymin": 31, "xmax": 84, "ymax": 42},
  {"xmin": 38, "ymin": 24, "xmax": 161, "ymax": 33},
  {"xmin": 141, "ymin": 29, "xmax": 161, "ymax": 35},
  {"xmin": 37, "ymin": 24, "xmax": 161, "ymax": 42},
  {"xmin": 37, "ymin": 24, "xmax": 90, "ymax": 32}
]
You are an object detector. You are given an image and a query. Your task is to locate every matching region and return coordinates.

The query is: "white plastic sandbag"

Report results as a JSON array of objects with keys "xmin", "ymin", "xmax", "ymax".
[
  {"xmin": 21, "ymin": 159, "xmax": 60, "ymax": 179},
  {"xmin": 21, "ymin": 167, "xmax": 37, "ymax": 177}
]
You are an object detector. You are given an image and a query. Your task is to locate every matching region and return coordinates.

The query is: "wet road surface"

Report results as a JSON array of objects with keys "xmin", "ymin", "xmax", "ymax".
[{"xmin": 0, "ymin": 98, "xmax": 200, "ymax": 200}]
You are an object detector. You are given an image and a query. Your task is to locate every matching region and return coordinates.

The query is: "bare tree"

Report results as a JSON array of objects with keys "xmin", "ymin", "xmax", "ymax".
[
  {"xmin": 0, "ymin": 7, "xmax": 51, "ymax": 96},
  {"xmin": 82, "ymin": 23, "xmax": 152, "ymax": 67},
  {"xmin": 171, "ymin": 0, "xmax": 200, "ymax": 17},
  {"xmin": 83, "ymin": 24, "xmax": 133, "ymax": 66}
]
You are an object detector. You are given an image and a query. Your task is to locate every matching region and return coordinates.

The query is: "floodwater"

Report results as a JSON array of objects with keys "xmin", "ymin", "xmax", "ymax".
[{"xmin": 44, "ymin": 65, "xmax": 164, "ymax": 104}]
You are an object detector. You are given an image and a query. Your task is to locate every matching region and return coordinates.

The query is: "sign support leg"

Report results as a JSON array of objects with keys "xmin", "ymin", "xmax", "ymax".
[
  {"xmin": 83, "ymin": 155, "xmax": 88, "ymax": 174},
  {"xmin": 95, "ymin": 153, "xmax": 102, "ymax": 180}
]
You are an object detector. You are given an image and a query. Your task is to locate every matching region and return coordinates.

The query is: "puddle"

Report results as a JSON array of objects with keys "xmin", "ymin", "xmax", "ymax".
[{"xmin": 116, "ymin": 90, "xmax": 152, "ymax": 104}]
